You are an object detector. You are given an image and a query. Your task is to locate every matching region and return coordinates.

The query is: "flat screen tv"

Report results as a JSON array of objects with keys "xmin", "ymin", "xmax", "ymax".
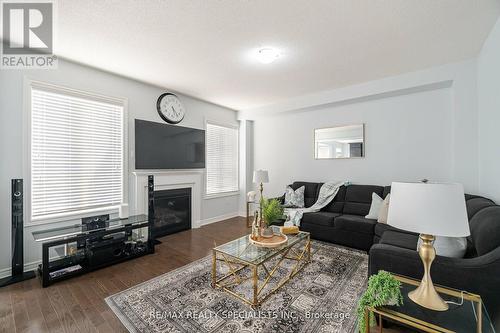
[{"xmin": 135, "ymin": 119, "xmax": 205, "ymax": 169}]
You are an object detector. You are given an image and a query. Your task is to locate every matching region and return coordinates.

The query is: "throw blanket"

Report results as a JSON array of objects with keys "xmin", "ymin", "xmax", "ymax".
[{"xmin": 285, "ymin": 181, "xmax": 345, "ymax": 226}]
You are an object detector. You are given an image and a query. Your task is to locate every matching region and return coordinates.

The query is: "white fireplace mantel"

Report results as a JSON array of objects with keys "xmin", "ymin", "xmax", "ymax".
[{"xmin": 132, "ymin": 169, "xmax": 204, "ymax": 228}]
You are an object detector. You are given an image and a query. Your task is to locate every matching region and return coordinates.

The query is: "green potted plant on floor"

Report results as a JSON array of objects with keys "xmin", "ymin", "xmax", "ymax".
[
  {"xmin": 356, "ymin": 270, "xmax": 403, "ymax": 332},
  {"xmin": 260, "ymin": 198, "xmax": 285, "ymax": 237}
]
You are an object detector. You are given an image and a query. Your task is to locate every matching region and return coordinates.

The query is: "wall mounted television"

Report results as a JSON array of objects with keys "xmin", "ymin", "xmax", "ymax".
[{"xmin": 135, "ymin": 119, "xmax": 205, "ymax": 169}]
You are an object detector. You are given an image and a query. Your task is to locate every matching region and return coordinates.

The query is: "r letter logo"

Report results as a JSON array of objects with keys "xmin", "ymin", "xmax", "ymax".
[{"xmin": 1, "ymin": 1, "xmax": 57, "ymax": 69}]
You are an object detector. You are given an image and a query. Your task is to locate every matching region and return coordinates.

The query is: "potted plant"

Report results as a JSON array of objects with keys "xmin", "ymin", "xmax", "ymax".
[
  {"xmin": 356, "ymin": 270, "xmax": 403, "ymax": 332},
  {"xmin": 260, "ymin": 198, "xmax": 285, "ymax": 237}
]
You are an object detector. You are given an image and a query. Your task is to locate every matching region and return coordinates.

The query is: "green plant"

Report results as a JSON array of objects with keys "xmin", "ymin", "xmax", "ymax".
[
  {"xmin": 261, "ymin": 198, "xmax": 285, "ymax": 226},
  {"xmin": 356, "ymin": 270, "xmax": 403, "ymax": 332}
]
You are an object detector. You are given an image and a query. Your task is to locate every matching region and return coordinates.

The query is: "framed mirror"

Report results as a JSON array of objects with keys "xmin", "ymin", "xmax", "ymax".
[{"xmin": 314, "ymin": 124, "xmax": 364, "ymax": 159}]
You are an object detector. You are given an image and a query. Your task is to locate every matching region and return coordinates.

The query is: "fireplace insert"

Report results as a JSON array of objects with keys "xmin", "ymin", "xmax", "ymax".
[{"xmin": 153, "ymin": 188, "xmax": 192, "ymax": 238}]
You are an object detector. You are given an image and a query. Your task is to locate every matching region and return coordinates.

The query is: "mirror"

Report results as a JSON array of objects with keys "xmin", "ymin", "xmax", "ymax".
[{"xmin": 314, "ymin": 124, "xmax": 364, "ymax": 159}]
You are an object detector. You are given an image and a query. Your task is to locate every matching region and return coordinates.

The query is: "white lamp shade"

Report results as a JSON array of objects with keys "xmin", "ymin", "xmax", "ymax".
[
  {"xmin": 387, "ymin": 182, "xmax": 470, "ymax": 237},
  {"xmin": 253, "ymin": 170, "xmax": 269, "ymax": 183}
]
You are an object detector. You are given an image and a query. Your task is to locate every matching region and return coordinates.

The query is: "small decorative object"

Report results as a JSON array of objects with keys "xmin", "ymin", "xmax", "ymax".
[
  {"xmin": 261, "ymin": 198, "xmax": 285, "ymax": 238},
  {"xmin": 387, "ymin": 181, "xmax": 469, "ymax": 311},
  {"xmin": 248, "ymin": 233, "xmax": 288, "ymax": 248},
  {"xmin": 280, "ymin": 225, "xmax": 299, "ymax": 235},
  {"xmin": 356, "ymin": 270, "xmax": 403, "ymax": 333},
  {"xmin": 251, "ymin": 211, "xmax": 260, "ymax": 241},
  {"xmin": 247, "ymin": 191, "xmax": 256, "ymax": 202},
  {"xmin": 156, "ymin": 92, "xmax": 185, "ymax": 124},
  {"xmin": 119, "ymin": 203, "xmax": 129, "ymax": 219}
]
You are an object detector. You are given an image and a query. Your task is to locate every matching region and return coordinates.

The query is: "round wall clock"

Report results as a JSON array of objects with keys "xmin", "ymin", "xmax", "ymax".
[{"xmin": 156, "ymin": 93, "xmax": 185, "ymax": 124}]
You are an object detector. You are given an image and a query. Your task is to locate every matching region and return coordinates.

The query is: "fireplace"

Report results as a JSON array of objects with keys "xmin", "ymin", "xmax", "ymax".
[{"xmin": 153, "ymin": 188, "xmax": 192, "ymax": 238}]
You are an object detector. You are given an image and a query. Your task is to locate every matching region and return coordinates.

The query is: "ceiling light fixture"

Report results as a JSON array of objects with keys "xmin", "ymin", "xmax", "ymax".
[{"xmin": 255, "ymin": 47, "xmax": 281, "ymax": 64}]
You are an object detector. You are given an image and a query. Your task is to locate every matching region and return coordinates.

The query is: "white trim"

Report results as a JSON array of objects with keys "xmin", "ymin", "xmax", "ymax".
[
  {"xmin": 23, "ymin": 78, "xmax": 129, "ymax": 226},
  {"xmin": 204, "ymin": 190, "xmax": 240, "ymax": 200},
  {"xmin": 199, "ymin": 211, "xmax": 241, "ymax": 227},
  {"xmin": 0, "ymin": 260, "xmax": 41, "ymax": 279}
]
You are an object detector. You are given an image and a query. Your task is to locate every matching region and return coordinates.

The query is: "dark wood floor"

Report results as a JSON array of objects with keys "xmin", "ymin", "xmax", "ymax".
[{"xmin": 0, "ymin": 217, "xmax": 397, "ymax": 333}]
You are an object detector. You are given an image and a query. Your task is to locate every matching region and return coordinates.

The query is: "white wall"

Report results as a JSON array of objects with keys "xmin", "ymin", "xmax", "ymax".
[
  {"xmin": 478, "ymin": 17, "xmax": 500, "ymax": 203},
  {"xmin": 253, "ymin": 88, "xmax": 454, "ymax": 197},
  {"xmin": 0, "ymin": 59, "xmax": 239, "ymax": 276},
  {"xmin": 246, "ymin": 60, "xmax": 479, "ymax": 198}
]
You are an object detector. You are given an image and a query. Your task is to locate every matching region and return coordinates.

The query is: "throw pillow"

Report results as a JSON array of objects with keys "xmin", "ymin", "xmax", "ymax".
[
  {"xmin": 417, "ymin": 236, "xmax": 467, "ymax": 258},
  {"xmin": 284, "ymin": 186, "xmax": 305, "ymax": 208},
  {"xmin": 365, "ymin": 192, "xmax": 383, "ymax": 219},
  {"xmin": 377, "ymin": 194, "xmax": 390, "ymax": 223}
]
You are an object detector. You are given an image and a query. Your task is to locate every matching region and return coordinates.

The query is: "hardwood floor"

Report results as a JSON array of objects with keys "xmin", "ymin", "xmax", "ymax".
[{"xmin": 0, "ymin": 217, "xmax": 399, "ymax": 333}]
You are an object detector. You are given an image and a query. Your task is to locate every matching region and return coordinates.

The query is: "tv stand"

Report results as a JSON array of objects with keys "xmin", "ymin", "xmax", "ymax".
[{"xmin": 32, "ymin": 215, "xmax": 153, "ymax": 287}]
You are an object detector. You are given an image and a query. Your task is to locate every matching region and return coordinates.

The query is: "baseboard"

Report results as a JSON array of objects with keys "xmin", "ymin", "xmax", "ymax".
[
  {"xmin": 0, "ymin": 260, "xmax": 40, "ymax": 279},
  {"xmin": 199, "ymin": 212, "xmax": 242, "ymax": 227}
]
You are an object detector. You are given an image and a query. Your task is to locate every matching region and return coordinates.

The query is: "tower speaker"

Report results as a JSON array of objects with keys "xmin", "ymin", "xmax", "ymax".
[
  {"xmin": 147, "ymin": 175, "xmax": 157, "ymax": 249},
  {"xmin": 0, "ymin": 179, "xmax": 36, "ymax": 287}
]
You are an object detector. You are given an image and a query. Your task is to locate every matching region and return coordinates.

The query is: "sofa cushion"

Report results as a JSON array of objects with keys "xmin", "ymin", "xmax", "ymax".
[
  {"xmin": 343, "ymin": 185, "xmax": 384, "ymax": 216},
  {"xmin": 374, "ymin": 223, "xmax": 417, "ymax": 238},
  {"xmin": 469, "ymin": 206, "xmax": 500, "ymax": 256},
  {"xmin": 380, "ymin": 231, "xmax": 418, "ymax": 251},
  {"xmin": 291, "ymin": 182, "xmax": 320, "ymax": 208},
  {"xmin": 334, "ymin": 214, "xmax": 377, "ymax": 235},
  {"xmin": 466, "ymin": 197, "xmax": 495, "ymax": 220},
  {"xmin": 322, "ymin": 185, "xmax": 346, "ymax": 213},
  {"xmin": 301, "ymin": 212, "xmax": 339, "ymax": 227}
]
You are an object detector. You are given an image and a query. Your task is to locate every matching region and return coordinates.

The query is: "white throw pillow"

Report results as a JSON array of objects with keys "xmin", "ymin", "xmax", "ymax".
[
  {"xmin": 377, "ymin": 194, "xmax": 390, "ymax": 223},
  {"xmin": 365, "ymin": 192, "xmax": 383, "ymax": 219},
  {"xmin": 417, "ymin": 236, "xmax": 467, "ymax": 258},
  {"xmin": 284, "ymin": 186, "xmax": 305, "ymax": 208}
]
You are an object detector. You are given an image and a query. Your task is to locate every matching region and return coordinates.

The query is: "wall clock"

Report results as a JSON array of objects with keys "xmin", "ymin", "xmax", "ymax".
[{"xmin": 156, "ymin": 93, "xmax": 185, "ymax": 124}]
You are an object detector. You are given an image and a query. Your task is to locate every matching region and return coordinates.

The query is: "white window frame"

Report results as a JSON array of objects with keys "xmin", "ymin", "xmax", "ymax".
[
  {"xmin": 23, "ymin": 79, "xmax": 128, "ymax": 226},
  {"xmin": 204, "ymin": 120, "xmax": 239, "ymax": 199}
]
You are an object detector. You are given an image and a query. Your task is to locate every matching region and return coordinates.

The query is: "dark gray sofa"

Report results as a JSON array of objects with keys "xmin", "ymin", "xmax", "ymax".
[{"xmin": 279, "ymin": 181, "xmax": 500, "ymax": 326}]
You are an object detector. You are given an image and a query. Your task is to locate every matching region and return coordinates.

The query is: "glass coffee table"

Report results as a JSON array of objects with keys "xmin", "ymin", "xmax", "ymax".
[{"xmin": 211, "ymin": 230, "xmax": 311, "ymax": 307}]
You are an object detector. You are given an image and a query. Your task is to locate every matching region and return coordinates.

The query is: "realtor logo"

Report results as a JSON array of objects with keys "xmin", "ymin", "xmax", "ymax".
[{"xmin": 1, "ymin": 0, "xmax": 57, "ymax": 69}]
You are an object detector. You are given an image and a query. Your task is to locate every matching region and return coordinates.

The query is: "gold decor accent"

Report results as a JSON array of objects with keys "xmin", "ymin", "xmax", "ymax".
[
  {"xmin": 409, "ymin": 234, "xmax": 448, "ymax": 311},
  {"xmin": 280, "ymin": 225, "xmax": 300, "ymax": 235}
]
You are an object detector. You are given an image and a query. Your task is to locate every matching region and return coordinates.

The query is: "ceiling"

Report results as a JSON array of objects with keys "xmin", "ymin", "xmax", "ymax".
[{"xmin": 56, "ymin": 0, "xmax": 500, "ymax": 111}]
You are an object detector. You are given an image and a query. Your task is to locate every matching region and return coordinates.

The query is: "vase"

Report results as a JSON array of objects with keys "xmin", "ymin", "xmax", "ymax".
[{"xmin": 261, "ymin": 226, "xmax": 274, "ymax": 238}]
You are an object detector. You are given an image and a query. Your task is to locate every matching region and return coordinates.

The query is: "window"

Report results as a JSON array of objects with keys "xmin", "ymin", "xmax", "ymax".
[
  {"xmin": 30, "ymin": 84, "xmax": 124, "ymax": 221},
  {"xmin": 206, "ymin": 122, "xmax": 239, "ymax": 196}
]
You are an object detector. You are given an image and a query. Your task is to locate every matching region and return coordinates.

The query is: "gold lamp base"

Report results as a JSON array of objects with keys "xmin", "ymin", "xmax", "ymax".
[{"xmin": 409, "ymin": 234, "xmax": 449, "ymax": 311}]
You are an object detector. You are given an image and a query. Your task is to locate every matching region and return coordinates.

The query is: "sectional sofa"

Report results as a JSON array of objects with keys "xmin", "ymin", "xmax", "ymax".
[{"xmin": 277, "ymin": 181, "xmax": 500, "ymax": 326}]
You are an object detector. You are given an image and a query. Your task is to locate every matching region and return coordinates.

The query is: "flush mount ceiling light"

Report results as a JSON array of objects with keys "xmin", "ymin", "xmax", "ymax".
[{"xmin": 255, "ymin": 47, "xmax": 281, "ymax": 64}]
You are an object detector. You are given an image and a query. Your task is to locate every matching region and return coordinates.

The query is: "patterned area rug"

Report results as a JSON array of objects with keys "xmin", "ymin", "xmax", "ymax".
[{"xmin": 106, "ymin": 241, "xmax": 368, "ymax": 333}]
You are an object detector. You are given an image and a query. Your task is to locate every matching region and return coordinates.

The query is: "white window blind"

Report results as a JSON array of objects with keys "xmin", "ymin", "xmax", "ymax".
[
  {"xmin": 206, "ymin": 123, "xmax": 239, "ymax": 195},
  {"xmin": 31, "ymin": 86, "xmax": 124, "ymax": 220}
]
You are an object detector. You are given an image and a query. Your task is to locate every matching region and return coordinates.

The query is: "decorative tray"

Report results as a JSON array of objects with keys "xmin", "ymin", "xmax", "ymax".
[{"xmin": 249, "ymin": 234, "xmax": 288, "ymax": 248}]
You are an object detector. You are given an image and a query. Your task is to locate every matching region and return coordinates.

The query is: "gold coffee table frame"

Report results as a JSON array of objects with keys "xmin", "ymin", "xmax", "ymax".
[{"xmin": 211, "ymin": 232, "xmax": 311, "ymax": 307}]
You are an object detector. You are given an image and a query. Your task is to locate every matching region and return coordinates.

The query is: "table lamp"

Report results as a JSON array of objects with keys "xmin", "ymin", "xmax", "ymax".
[{"xmin": 387, "ymin": 181, "xmax": 470, "ymax": 311}]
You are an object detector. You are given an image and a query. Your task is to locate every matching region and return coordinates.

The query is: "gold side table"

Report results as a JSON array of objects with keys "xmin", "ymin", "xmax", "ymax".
[{"xmin": 365, "ymin": 274, "xmax": 494, "ymax": 333}]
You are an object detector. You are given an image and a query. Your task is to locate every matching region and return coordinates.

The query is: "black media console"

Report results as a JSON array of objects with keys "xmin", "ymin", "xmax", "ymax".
[{"xmin": 33, "ymin": 214, "xmax": 154, "ymax": 287}]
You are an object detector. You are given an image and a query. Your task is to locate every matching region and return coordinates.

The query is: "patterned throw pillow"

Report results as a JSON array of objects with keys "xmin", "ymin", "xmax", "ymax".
[{"xmin": 284, "ymin": 186, "xmax": 305, "ymax": 208}]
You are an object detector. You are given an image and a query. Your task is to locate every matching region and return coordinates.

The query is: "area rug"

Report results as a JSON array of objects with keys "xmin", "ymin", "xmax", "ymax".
[{"xmin": 105, "ymin": 241, "xmax": 368, "ymax": 333}]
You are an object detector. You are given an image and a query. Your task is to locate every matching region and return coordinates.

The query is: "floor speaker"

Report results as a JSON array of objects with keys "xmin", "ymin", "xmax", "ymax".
[
  {"xmin": 0, "ymin": 179, "xmax": 36, "ymax": 287},
  {"xmin": 148, "ymin": 175, "xmax": 158, "ymax": 248}
]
